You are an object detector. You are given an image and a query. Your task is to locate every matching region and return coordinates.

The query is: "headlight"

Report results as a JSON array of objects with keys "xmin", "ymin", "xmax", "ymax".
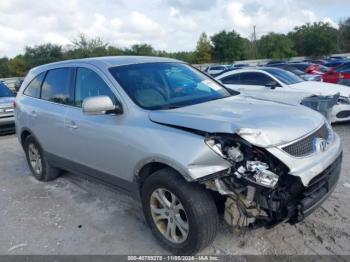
[
  {"xmin": 205, "ymin": 136, "xmax": 244, "ymax": 163},
  {"xmin": 246, "ymin": 161, "xmax": 279, "ymax": 188},
  {"xmin": 205, "ymin": 136, "xmax": 279, "ymax": 188}
]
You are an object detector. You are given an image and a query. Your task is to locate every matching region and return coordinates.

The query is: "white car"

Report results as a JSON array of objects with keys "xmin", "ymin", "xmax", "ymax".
[
  {"xmin": 204, "ymin": 65, "xmax": 228, "ymax": 76},
  {"xmin": 216, "ymin": 67, "xmax": 350, "ymax": 123}
]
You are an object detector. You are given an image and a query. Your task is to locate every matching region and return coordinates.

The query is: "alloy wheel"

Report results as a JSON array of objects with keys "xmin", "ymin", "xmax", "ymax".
[
  {"xmin": 150, "ymin": 188, "xmax": 189, "ymax": 243},
  {"xmin": 28, "ymin": 143, "xmax": 42, "ymax": 175}
]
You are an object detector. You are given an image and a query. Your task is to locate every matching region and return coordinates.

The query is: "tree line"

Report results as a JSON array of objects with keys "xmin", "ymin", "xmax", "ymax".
[{"xmin": 1, "ymin": 18, "xmax": 350, "ymax": 78}]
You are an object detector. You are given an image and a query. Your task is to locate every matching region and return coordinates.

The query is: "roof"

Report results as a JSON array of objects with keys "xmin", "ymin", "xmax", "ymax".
[{"xmin": 30, "ymin": 56, "xmax": 182, "ymax": 72}]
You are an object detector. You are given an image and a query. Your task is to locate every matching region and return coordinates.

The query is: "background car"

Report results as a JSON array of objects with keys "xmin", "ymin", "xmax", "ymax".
[
  {"xmin": 324, "ymin": 60, "xmax": 347, "ymax": 69},
  {"xmin": 322, "ymin": 63, "xmax": 350, "ymax": 84},
  {"xmin": 0, "ymin": 82, "xmax": 16, "ymax": 134},
  {"xmin": 290, "ymin": 62, "xmax": 326, "ymax": 75},
  {"xmin": 204, "ymin": 65, "xmax": 228, "ymax": 76},
  {"xmin": 268, "ymin": 63, "xmax": 322, "ymax": 81},
  {"xmin": 215, "ymin": 67, "xmax": 350, "ymax": 123}
]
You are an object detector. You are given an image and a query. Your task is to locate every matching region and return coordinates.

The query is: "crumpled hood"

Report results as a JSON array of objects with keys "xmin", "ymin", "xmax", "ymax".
[
  {"xmin": 149, "ymin": 95, "xmax": 325, "ymax": 147},
  {"xmin": 0, "ymin": 97, "xmax": 15, "ymax": 107}
]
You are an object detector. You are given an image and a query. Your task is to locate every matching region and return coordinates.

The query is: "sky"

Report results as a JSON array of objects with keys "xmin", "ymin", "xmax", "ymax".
[{"xmin": 0, "ymin": 0, "xmax": 349, "ymax": 57}]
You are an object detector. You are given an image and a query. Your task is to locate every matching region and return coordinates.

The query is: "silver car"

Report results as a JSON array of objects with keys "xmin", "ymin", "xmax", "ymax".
[
  {"xmin": 15, "ymin": 57, "xmax": 342, "ymax": 254},
  {"xmin": 0, "ymin": 82, "xmax": 15, "ymax": 134}
]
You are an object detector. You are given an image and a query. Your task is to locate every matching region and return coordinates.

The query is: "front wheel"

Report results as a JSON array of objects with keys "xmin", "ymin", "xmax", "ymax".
[
  {"xmin": 24, "ymin": 135, "xmax": 61, "ymax": 181},
  {"xmin": 141, "ymin": 168, "xmax": 219, "ymax": 254}
]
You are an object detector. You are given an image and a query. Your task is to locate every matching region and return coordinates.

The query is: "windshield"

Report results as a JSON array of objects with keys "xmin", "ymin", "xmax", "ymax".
[
  {"xmin": 0, "ymin": 82, "xmax": 14, "ymax": 97},
  {"xmin": 109, "ymin": 62, "xmax": 234, "ymax": 110},
  {"xmin": 262, "ymin": 68, "xmax": 304, "ymax": 85}
]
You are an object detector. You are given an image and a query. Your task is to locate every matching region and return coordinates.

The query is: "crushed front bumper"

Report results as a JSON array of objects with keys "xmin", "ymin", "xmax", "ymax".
[{"xmin": 286, "ymin": 153, "xmax": 342, "ymax": 224}]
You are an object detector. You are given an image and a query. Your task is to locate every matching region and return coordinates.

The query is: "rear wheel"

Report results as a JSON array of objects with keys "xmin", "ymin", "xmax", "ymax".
[
  {"xmin": 142, "ymin": 168, "xmax": 219, "ymax": 254},
  {"xmin": 24, "ymin": 135, "xmax": 61, "ymax": 181}
]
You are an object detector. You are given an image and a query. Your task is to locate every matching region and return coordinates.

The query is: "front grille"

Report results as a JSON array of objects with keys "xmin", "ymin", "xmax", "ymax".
[{"xmin": 282, "ymin": 123, "xmax": 329, "ymax": 157}]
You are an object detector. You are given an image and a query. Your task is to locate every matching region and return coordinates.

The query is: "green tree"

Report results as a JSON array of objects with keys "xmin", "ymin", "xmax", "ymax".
[
  {"xmin": 8, "ymin": 55, "xmax": 28, "ymax": 76},
  {"xmin": 126, "ymin": 44, "xmax": 156, "ymax": 56},
  {"xmin": 68, "ymin": 34, "xmax": 109, "ymax": 58},
  {"xmin": 257, "ymin": 33, "xmax": 296, "ymax": 59},
  {"xmin": 289, "ymin": 22, "xmax": 339, "ymax": 57},
  {"xmin": 339, "ymin": 18, "xmax": 350, "ymax": 52},
  {"xmin": 167, "ymin": 51, "xmax": 196, "ymax": 63},
  {"xmin": 195, "ymin": 33, "xmax": 212, "ymax": 64},
  {"xmin": 211, "ymin": 30, "xmax": 245, "ymax": 63},
  {"xmin": 0, "ymin": 57, "xmax": 10, "ymax": 78},
  {"xmin": 24, "ymin": 43, "xmax": 63, "ymax": 68}
]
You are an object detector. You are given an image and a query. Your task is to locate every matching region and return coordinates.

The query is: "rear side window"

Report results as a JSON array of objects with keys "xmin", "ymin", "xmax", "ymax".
[
  {"xmin": 41, "ymin": 68, "xmax": 73, "ymax": 105},
  {"xmin": 220, "ymin": 74, "xmax": 240, "ymax": 84},
  {"xmin": 23, "ymin": 72, "xmax": 45, "ymax": 98},
  {"xmin": 75, "ymin": 67, "xmax": 116, "ymax": 107},
  {"xmin": 239, "ymin": 72, "xmax": 272, "ymax": 86}
]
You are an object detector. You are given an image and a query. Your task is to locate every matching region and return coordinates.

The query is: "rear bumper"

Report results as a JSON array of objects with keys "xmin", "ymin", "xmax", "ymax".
[{"xmin": 0, "ymin": 115, "xmax": 15, "ymax": 134}]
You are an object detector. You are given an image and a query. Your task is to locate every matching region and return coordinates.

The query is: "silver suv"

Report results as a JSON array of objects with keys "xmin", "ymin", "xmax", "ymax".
[{"xmin": 15, "ymin": 56, "xmax": 342, "ymax": 254}]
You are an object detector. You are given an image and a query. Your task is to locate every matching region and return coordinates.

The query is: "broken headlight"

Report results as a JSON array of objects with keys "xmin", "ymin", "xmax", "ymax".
[
  {"xmin": 205, "ymin": 135, "xmax": 279, "ymax": 188},
  {"xmin": 205, "ymin": 136, "xmax": 244, "ymax": 163}
]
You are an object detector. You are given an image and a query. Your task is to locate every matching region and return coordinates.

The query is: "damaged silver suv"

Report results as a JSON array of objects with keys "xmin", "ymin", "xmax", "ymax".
[{"xmin": 15, "ymin": 57, "xmax": 342, "ymax": 254}]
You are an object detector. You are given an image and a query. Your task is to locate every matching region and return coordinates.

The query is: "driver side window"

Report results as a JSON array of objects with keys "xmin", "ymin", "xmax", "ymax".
[
  {"xmin": 75, "ymin": 67, "xmax": 116, "ymax": 107},
  {"xmin": 239, "ymin": 72, "xmax": 273, "ymax": 86}
]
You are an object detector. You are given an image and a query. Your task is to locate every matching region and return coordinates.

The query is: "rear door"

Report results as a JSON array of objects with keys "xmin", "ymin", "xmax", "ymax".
[{"xmin": 34, "ymin": 67, "xmax": 74, "ymax": 157}]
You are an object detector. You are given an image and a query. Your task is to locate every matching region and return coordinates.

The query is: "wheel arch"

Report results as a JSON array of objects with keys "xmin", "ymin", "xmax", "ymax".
[{"xmin": 135, "ymin": 158, "xmax": 191, "ymax": 191}]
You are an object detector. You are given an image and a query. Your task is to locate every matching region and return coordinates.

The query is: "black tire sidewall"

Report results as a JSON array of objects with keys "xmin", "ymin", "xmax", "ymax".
[
  {"xmin": 24, "ymin": 135, "xmax": 46, "ymax": 181},
  {"xmin": 142, "ymin": 169, "xmax": 218, "ymax": 254}
]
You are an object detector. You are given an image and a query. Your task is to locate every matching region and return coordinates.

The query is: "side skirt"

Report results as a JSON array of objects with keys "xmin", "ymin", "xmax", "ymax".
[{"xmin": 46, "ymin": 152, "xmax": 141, "ymax": 200}]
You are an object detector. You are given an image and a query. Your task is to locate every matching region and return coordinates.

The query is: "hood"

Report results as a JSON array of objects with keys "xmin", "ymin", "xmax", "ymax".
[
  {"xmin": 290, "ymin": 81, "xmax": 350, "ymax": 97},
  {"xmin": 237, "ymin": 89, "xmax": 312, "ymax": 105},
  {"xmin": 149, "ymin": 95, "xmax": 325, "ymax": 147},
  {"xmin": 0, "ymin": 97, "xmax": 15, "ymax": 107}
]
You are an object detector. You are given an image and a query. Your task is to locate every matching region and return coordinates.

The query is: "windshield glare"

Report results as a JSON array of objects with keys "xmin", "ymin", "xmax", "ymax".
[
  {"xmin": 263, "ymin": 68, "xmax": 304, "ymax": 85},
  {"xmin": 109, "ymin": 63, "xmax": 233, "ymax": 110},
  {"xmin": 0, "ymin": 83, "xmax": 14, "ymax": 97}
]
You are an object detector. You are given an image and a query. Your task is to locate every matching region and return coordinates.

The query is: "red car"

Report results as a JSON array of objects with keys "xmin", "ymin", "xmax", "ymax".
[{"xmin": 322, "ymin": 63, "xmax": 350, "ymax": 84}]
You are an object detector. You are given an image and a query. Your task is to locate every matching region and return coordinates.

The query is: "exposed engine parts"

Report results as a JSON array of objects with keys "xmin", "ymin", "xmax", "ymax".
[
  {"xmin": 202, "ymin": 134, "xmax": 341, "ymax": 230},
  {"xmin": 202, "ymin": 134, "xmax": 340, "ymax": 229}
]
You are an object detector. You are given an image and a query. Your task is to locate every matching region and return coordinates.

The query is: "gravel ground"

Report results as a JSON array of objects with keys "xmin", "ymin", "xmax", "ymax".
[{"xmin": 0, "ymin": 124, "xmax": 349, "ymax": 255}]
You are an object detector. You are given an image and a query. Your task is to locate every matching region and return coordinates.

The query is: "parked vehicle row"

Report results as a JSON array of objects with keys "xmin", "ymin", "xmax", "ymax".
[
  {"xmin": 215, "ymin": 67, "xmax": 350, "ymax": 123},
  {"xmin": 15, "ymin": 56, "xmax": 343, "ymax": 254}
]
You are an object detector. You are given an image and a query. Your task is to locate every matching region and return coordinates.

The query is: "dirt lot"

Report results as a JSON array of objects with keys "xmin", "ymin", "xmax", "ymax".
[{"xmin": 0, "ymin": 124, "xmax": 349, "ymax": 255}]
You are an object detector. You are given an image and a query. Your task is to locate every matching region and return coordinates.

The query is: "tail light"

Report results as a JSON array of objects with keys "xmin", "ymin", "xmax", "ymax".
[{"xmin": 13, "ymin": 100, "xmax": 16, "ymax": 109}]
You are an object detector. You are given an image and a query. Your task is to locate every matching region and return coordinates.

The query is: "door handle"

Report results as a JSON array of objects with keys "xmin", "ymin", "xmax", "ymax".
[{"xmin": 65, "ymin": 120, "xmax": 78, "ymax": 130}]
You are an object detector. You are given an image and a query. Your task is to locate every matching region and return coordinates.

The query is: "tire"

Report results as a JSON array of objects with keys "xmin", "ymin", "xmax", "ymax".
[
  {"xmin": 24, "ymin": 135, "xmax": 61, "ymax": 181},
  {"xmin": 141, "ymin": 168, "xmax": 219, "ymax": 254}
]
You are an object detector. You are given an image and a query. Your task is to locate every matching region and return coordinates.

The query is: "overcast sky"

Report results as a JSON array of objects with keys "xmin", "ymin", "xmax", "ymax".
[{"xmin": 0, "ymin": 0, "xmax": 348, "ymax": 57}]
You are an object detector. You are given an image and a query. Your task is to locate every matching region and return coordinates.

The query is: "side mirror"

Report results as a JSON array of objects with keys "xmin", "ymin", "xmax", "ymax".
[
  {"xmin": 82, "ymin": 96, "xmax": 122, "ymax": 115},
  {"xmin": 265, "ymin": 81, "xmax": 278, "ymax": 89}
]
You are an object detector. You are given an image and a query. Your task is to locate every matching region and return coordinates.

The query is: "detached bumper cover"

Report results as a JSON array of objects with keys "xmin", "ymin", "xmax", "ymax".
[{"xmin": 287, "ymin": 153, "xmax": 342, "ymax": 223}]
